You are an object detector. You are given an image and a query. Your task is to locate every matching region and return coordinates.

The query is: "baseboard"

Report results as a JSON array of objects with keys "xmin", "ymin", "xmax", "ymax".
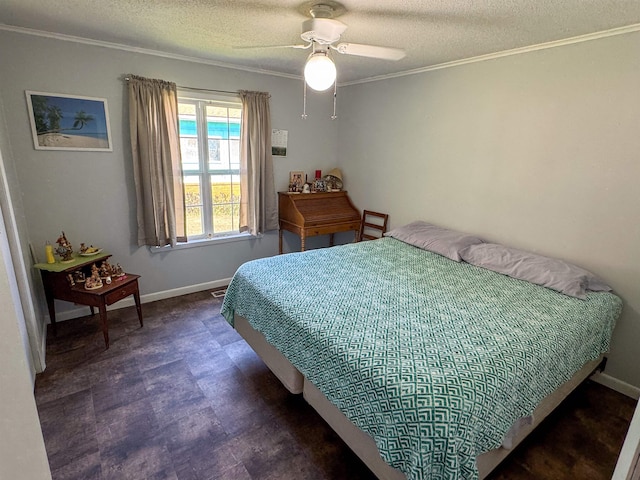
[
  {"xmin": 591, "ymin": 372, "xmax": 640, "ymax": 400},
  {"xmin": 44, "ymin": 277, "xmax": 232, "ymax": 324}
]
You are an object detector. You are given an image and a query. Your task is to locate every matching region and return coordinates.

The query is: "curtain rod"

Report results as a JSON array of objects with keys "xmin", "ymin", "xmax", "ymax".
[
  {"xmin": 123, "ymin": 76, "xmax": 236, "ymax": 95},
  {"xmin": 177, "ymin": 85, "xmax": 237, "ymax": 95}
]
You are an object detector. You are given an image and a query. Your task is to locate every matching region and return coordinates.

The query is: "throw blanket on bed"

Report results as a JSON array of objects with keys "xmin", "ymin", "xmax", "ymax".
[{"xmin": 221, "ymin": 238, "xmax": 621, "ymax": 480}]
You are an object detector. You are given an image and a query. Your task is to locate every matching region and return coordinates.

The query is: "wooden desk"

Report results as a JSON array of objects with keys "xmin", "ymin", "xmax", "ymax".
[
  {"xmin": 278, "ymin": 191, "xmax": 361, "ymax": 253},
  {"xmin": 34, "ymin": 254, "xmax": 143, "ymax": 348}
]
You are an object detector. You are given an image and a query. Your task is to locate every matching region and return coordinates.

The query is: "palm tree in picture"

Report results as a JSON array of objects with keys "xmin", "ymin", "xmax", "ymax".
[
  {"xmin": 31, "ymin": 96, "xmax": 50, "ymax": 134},
  {"xmin": 46, "ymin": 105, "xmax": 63, "ymax": 133},
  {"xmin": 72, "ymin": 110, "xmax": 95, "ymax": 131},
  {"xmin": 31, "ymin": 96, "xmax": 96, "ymax": 135}
]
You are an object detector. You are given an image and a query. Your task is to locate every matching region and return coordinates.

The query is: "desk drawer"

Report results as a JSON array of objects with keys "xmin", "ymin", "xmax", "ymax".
[
  {"xmin": 105, "ymin": 280, "xmax": 138, "ymax": 305},
  {"xmin": 307, "ymin": 221, "xmax": 361, "ymax": 236}
]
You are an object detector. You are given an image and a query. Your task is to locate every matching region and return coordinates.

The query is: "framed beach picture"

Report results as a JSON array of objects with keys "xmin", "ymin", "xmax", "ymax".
[{"xmin": 25, "ymin": 91, "xmax": 113, "ymax": 151}]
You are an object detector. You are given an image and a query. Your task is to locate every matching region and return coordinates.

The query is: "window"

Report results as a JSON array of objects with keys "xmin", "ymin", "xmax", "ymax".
[{"xmin": 178, "ymin": 94, "xmax": 242, "ymax": 240}]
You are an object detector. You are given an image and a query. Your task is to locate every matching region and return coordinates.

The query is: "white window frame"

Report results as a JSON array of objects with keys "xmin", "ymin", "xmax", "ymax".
[{"xmin": 178, "ymin": 91, "xmax": 242, "ymax": 241}]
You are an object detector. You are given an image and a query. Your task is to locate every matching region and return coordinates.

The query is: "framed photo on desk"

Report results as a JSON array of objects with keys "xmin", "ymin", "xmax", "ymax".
[{"xmin": 289, "ymin": 171, "xmax": 304, "ymax": 191}]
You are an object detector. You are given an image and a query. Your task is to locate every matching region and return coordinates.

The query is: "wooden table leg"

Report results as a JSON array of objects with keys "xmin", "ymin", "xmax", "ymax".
[
  {"xmin": 279, "ymin": 229, "xmax": 283, "ymax": 254},
  {"xmin": 41, "ymin": 272, "xmax": 58, "ymax": 336},
  {"xmin": 133, "ymin": 287, "xmax": 143, "ymax": 327},
  {"xmin": 301, "ymin": 234, "xmax": 306, "ymax": 252},
  {"xmin": 44, "ymin": 289, "xmax": 57, "ymax": 336},
  {"xmin": 98, "ymin": 304, "xmax": 109, "ymax": 349}
]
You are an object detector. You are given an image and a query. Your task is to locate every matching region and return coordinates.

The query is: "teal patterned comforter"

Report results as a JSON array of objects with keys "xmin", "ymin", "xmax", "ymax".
[{"xmin": 221, "ymin": 238, "xmax": 621, "ymax": 480}]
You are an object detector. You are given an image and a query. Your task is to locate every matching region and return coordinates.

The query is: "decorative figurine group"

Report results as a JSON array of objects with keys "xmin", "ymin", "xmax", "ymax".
[
  {"xmin": 83, "ymin": 260, "xmax": 125, "ymax": 290},
  {"xmin": 52, "ymin": 231, "xmax": 126, "ymax": 290},
  {"xmin": 287, "ymin": 169, "xmax": 343, "ymax": 193}
]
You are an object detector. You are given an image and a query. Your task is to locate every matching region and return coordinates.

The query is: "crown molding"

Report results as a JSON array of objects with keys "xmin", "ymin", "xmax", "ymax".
[
  {"xmin": 339, "ymin": 23, "xmax": 640, "ymax": 86},
  {"xmin": 0, "ymin": 24, "xmax": 300, "ymax": 81},
  {"xmin": 2, "ymin": 22, "xmax": 639, "ymax": 87}
]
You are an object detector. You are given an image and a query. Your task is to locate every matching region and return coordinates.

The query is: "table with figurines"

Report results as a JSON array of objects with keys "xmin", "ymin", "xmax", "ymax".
[{"xmin": 34, "ymin": 243, "xmax": 143, "ymax": 349}]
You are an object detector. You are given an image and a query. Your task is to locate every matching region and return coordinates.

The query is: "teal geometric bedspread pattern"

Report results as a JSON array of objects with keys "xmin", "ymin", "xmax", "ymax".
[{"xmin": 221, "ymin": 238, "xmax": 622, "ymax": 480}]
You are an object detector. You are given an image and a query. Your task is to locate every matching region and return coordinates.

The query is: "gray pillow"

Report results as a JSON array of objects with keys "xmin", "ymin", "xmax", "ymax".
[
  {"xmin": 384, "ymin": 221, "xmax": 485, "ymax": 262},
  {"xmin": 459, "ymin": 243, "xmax": 612, "ymax": 299}
]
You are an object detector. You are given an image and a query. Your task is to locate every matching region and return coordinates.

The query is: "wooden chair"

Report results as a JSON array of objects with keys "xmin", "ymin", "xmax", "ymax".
[{"xmin": 359, "ymin": 210, "xmax": 389, "ymax": 241}]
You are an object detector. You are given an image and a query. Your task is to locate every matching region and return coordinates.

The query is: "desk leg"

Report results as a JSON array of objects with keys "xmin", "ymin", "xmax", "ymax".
[
  {"xmin": 98, "ymin": 304, "xmax": 110, "ymax": 349},
  {"xmin": 279, "ymin": 229, "xmax": 283, "ymax": 254},
  {"xmin": 133, "ymin": 287, "xmax": 144, "ymax": 328},
  {"xmin": 301, "ymin": 234, "xmax": 306, "ymax": 252}
]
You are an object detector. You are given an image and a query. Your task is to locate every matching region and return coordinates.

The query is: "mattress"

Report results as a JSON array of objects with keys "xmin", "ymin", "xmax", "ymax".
[{"xmin": 221, "ymin": 237, "xmax": 622, "ymax": 480}]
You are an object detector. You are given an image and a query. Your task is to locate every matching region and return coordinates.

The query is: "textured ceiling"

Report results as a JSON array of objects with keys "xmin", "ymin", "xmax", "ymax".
[{"xmin": 1, "ymin": 0, "xmax": 640, "ymax": 84}]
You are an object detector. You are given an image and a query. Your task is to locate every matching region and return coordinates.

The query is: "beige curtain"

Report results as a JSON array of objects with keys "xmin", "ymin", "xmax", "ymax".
[
  {"xmin": 128, "ymin": 75, "xmax": 186, "ymax": 247},
  {"xmin": 238, "ymin": 91, "xmax": 278, "ymax": 234}
]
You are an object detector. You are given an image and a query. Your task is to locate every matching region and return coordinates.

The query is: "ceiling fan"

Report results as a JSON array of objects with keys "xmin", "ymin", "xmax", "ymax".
[
  {"xmin": 299, "ymin": 4, "xmax": 406, "ymax": 59},
  {"xmin": 239, "ymin": 1, "xmax": 406, "ymax": 91}
]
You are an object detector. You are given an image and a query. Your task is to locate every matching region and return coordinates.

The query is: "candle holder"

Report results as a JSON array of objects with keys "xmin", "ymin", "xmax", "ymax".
[{"xmin": 45, "ymin": 241, "xmax": 56, "ymax": 264}]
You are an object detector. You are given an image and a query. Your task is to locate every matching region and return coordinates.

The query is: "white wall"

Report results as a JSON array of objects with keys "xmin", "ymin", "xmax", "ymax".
[
  {"xmin": 0, "ymin": 68, "xmax": 46, "ymax": 374},
  {"xmin": 0, "ymin": 207, "xmax": 51, "ymax": 479},
  {"xmin": 0, "ymin": 29, "xmax": 339, "ymax": 320},
  {"xmin": 338, "ymin": 31, "xmax": 640, "ymax": 388}
]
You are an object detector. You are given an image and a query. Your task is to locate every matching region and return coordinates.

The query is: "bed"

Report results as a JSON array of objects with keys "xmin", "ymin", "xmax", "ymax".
[{"xmin": 221, "ymin": 231, "xmax": 622, "ymax": 480}]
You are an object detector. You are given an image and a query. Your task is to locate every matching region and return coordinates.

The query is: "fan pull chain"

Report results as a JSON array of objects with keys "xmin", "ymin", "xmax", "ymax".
[
  {"xmin": 301, "ymin": 80, "xmax": 308, "ymax": 119},
  {"xmin": 301, "ymin": 77, "xmax": 337, "ymax": 120},
  {"xmin": 331, "ymin": 82, "xmax": 337, "ymax": 120}
]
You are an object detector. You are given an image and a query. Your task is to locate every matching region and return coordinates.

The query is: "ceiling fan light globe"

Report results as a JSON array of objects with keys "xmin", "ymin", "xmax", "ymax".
[{"xmin": 304, "ymin": 54, "xmax": 336, "ymax": 91}]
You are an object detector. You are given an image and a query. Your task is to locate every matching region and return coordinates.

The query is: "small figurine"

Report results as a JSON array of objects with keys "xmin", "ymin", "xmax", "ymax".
[
  {"xmin": 55, "ymin": 231, "xmax": 74, "ymax": 262},
  {"xmin": 81, "ymin": 244, "xmax": 99, "ymax": 254},
  {"xmin": 99, "ymin": 260, "xmax": 112, "ymax": 278},
  {"xmin": 112, "ymin": 263, "xmax": 125, "ymax": 278},
  {"xmin": 85, "ymin": 264, "xmax": 103, "ymax": 290}
]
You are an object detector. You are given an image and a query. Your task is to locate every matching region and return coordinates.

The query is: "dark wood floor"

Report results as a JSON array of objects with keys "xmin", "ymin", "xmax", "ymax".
[{"xmin": 35, "ymin": 290, "xmax": 636, "ymax": 480}]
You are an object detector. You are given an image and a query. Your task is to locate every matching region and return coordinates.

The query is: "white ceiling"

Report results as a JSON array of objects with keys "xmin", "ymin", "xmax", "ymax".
[{"xmin": 1, "ymin": 0, "xmax": 640, "ymax": 84}]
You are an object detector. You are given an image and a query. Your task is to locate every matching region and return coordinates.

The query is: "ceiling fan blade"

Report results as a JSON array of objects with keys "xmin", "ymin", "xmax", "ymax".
[
  {"xmin": 233, "ymin": 44, "xmax": 310, "ymax": 50},
  {"xmin": 334, "ymin": 43, "xmax": 406, "ymax": 61}
]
